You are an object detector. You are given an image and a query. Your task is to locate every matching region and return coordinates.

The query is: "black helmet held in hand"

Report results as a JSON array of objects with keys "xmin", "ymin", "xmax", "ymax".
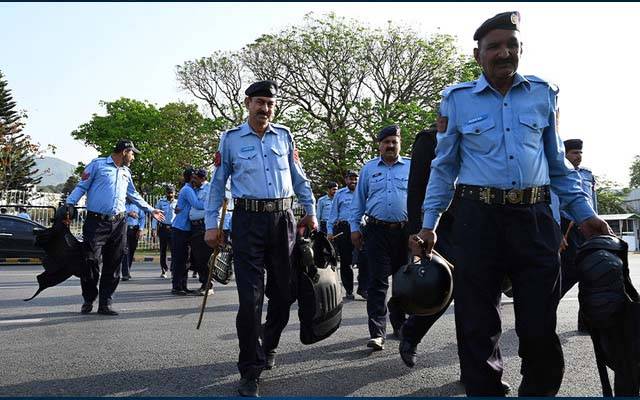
[{"xmin": 392, "ymin": 251, "xmax": 454, "ymax": 316}]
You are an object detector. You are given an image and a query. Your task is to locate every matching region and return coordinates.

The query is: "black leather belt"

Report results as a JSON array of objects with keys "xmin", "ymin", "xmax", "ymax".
[
  {"xmin": 87, "ymin": 211, "xmax": 125, "ymax": 222},
  {"xmin": 127, "ymin": 225, "xmax": 140, "ymax": 229},
  {"xmin": 365, "ymin": 215, "xmax": 407, "ymax": 229},
  {"xmin": 455, "ymin": 184, "xmax": 550, "ymax": 205},
  {"xmin": 234, "ymin": 197, "xmax": 294, "ymax": 213},
  {"xmin": 191, "ymin": 219, "xmax": 205, "ymax": 226}
]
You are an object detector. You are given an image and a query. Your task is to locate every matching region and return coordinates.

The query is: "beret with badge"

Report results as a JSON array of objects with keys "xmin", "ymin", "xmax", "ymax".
[
  {"xmin": 114, "ymin": 139, "xmax": 140, "ymax": 154},
  {"xmin": 377, "ymin": 124, "xmax": 401, "ymax": 142},
  {"xmin": 473, "ymin": 11, "xmax": 520, "ymax": 42},
  {"xmin": 245, "ymin": 80, "xmax": 278, "ymax": 98}
]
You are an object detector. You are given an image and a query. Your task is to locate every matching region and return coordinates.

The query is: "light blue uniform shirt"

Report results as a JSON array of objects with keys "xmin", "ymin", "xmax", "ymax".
[
  {"xmin": 67, "ymin": 156, "xmax": 153, "ymax": 215},
  {"xmin": 151, "ymin": 197, "xmax": 176, "ymax": 229},
  {"xmin": 172, "ymin": 184, "xmax": 204, "ymax": 232},
  {"xmin": 422, "ymin": 73, "xmax": 595, "ymax": 230},
  {"xmin": 327, "ymin": 188, "xmax": 355, "ymax": 235},
  {"xmin": 223, "ymin": 210, "xmax": 233, "ymax": 231},
  {"xmin": 125, "ymin": 203, "xmax": 145, "ymax": 228},
  {"xmin": 189, "ymin": 182, "xmax": 210, "ymax": 221},
  {"xmin": 552, "ymin": 166, "xmax": 598, "ymax": 223},
  {"xmin": 316, "ymin": 194, "xmax": 334, "ymax": 222},
  {"xmin": 206, "ymin": 122, "xmax": 316, "ymax": 229},
  {"xmin": 349, "ymin": 156, "xmax": 411, "ymax": 233},
  {"xmin": 17, "ymin": 212, "xmax": 31, "ymax": 220}
]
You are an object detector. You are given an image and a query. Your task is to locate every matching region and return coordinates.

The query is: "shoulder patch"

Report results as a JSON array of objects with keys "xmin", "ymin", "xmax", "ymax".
[
  {"xmin": 442, "ymin": 81, "xmax": 476, "ymax": 98},
  {"xmin": 525, "ymin": 75, "xmax": 559, "ymax": 93}
]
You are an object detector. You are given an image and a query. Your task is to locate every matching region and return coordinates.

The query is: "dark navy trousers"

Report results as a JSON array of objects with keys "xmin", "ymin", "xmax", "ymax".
[
  {"xmin": 170, "ymin": 227, "xmax": 191, "ymax": 291},
  {"xmin": 157, "ymin": 224, "xmax": 172, "ymax": 273},
  {"xmin": 81, "ymin": 214, "xmax": 127, "ymax": 307},
  {"xmin": 451, "ymin": 198, "xmax": 564, "ymax": 396},
  {"xmin": 231, "ymin": 209, "xmax": 296, "ymax": 379},
  {"xmin": 363, "ymin": 223, "xmax": 409, "ymax": 339}
]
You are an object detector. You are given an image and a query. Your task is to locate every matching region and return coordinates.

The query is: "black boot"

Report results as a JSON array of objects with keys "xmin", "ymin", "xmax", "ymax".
[{"xmin": 238, "ymin": 377, "xmax": 259, "ymax": 397}]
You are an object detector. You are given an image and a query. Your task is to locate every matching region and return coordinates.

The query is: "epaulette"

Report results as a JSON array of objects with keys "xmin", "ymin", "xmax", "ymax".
[
  {"xmin": 271, "ymin": 123, "xmax": 292, "ymax": 136},
  {"xmin": 442, "ymin": 81, "xmax": 477, "ymax": 98},
  {"xmin": 224, "ymin": 125, "xmax": 242, "ymax": 135},
  {"xmin": 525, "ymin": 75, "xmax": 559, "ymax": 93}
]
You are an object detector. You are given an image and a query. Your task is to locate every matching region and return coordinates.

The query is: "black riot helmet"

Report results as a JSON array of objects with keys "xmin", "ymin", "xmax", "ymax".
[
  {"xmin": 576, "ymin": 235, "xmax": 632, "ymax": 327},
  {"xmin": 392, "ymin": 251, "xmax": 453, "ymax": 316},
  {"xmin": 294, "ymin": 230, "xmax": 338, "ymax": 277}
]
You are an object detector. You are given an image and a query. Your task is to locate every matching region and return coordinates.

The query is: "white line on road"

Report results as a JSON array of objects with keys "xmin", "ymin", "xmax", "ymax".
[{"xmin": 0, "ymin": 318, "xmax": 43, "ymax": 324}]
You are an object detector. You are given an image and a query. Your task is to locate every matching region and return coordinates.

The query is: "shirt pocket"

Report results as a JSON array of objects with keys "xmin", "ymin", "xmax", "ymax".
[
  {"xmin": 270, "ymin": 146, "xmax": 289, "ymax": 170},
  {"xmin": 460, "ymin": 117, "xmax": 497, "ymax": 154},
  {"xmin": 234, "ymin": 150, "xmax": 259, "ymax": 172},
  {"xmin": 369, "ymin": 175, "xmax": 386, "ymax": 192},
  {"xmin": 394, "ymin": 176, "xmax": 408, "ymax": 191},
  {"xmin": 518, "ymin": 114, "xmax": 549, "ymax": 148}
]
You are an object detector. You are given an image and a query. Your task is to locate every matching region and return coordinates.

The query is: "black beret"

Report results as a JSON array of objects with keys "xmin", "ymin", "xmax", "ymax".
[
  {"xmin": 114, "ymin": 139, "xmax": 140, "ymax": 154},
  {"xmin": 564, "ymin": 139, "xmax": 583, "ymax": 151},
  {"xmin": 326, "ymin": 181, "xmax": 338, "ymax": 189},
  {"xmin": 345, "ymin": 170, "xmax": 359, "ymax": 178},
  {"xmin": 194, "ymin": 168, "xmax": 207, "ymax": 178},
  {"xmin": 245, "ymin": 80, "xmax": 278, "ymax": 97},
  {"xmin": 474, "ymin": 11, "xmax": 520, "ymax": 42},
  {"xmin": 377, "ymin": 124, "xmax": 401, "ymax": 142}
]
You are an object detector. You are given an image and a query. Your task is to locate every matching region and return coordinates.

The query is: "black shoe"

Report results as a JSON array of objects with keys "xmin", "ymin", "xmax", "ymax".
[
  {"xmin": 97, "ymin": 306, "xmax": 119, "ymax": 316},
  {"xmin": 171, "ymin": 289, "xmax": 187, "ymax": 296},
  {"xmin": 184, "ymin": 288, "xmax": 198, "ymax": 294},
  {"xmin": 460, "ymin": 377, "xmax": 511, "ymax": 395},
  {"xmin": 122, "ymin": 276, "xmax": 131, "ymax": 281},
  {"xmin": 356, "ymin": 289, "xmax": 368, "ymax": 300},
  {"xmin": 399, "ymin": 339, "xmax": 417, "ymax": 368},
  {"xmin": 345, "ymin": 293, "xmax": 355, "ymax": 300},
  {"xmin": 238, "ymin": 377, "xmax": 259, "ymax": 397},
  {"xmin": 80, "ymin": 302, "xmax": 93, "ymax": 314},
  {"xmin": 502, "ymin": 381, "xmax": 511, "ymax": 395},
  {"xmin": 265, "ymin": 351, "xmax": 276, "ymax": 370}
]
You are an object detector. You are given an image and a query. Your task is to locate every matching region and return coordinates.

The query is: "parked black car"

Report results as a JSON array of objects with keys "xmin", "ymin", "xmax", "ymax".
[{"xmin": 0, "ymin": 214, "xmax": 46, "ymax": 259}]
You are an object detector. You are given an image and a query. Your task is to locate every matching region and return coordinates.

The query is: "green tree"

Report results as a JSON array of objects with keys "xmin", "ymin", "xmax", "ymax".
[
  {"xmin": 596, "ymin": 176, "xmax": 631, "ymax": 214},
  {"xmin": 61, "ymin": 175, "xmax": 79, "ymax": 195},
  {"xmin": 71, "ymin": 98, "xmax": 221, "ymax": 193},
  {"xmin": 177, "ymin": 13, "xmax": 481, "ymax": 195},
  {"xmin": 0, "ymin": 70, "xmax": 41, "ymax": 192},
  {"xmin": 629, "ymin": 155, "xmax": 640, "ymax": 188}
]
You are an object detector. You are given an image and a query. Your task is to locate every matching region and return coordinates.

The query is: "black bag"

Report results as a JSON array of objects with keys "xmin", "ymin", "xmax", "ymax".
[
  {"xmin": 294, "ymin": 231, "xmax": 343, "ymax": 345},
  {"xmin": 576, "ymin": 235, "xmax": 640, "ymax": 396}
]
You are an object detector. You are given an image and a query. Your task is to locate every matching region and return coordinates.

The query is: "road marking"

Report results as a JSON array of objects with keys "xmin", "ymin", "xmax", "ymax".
[
  {"xmin": 0, "ymin": 286, "xmax": 32, "ymax": 289},
  {"xmin": 0, "ymin": 318, "xmax": 43, "ymax": 324}
]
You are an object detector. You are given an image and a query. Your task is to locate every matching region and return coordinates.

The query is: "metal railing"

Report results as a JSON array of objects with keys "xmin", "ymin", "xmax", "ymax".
[{"xmin": 1, "ymin": 190, "xmax": 309, "ymax": 251}]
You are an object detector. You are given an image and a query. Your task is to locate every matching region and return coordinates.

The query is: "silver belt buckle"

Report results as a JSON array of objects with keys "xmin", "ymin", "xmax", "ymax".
[
  {"xmin": 506, "ymin": 189, "xmax": 523, "ymax": 204},
  {"xmin": 264, "ymin": 201, "xmax": 275, "ymax": 212}
]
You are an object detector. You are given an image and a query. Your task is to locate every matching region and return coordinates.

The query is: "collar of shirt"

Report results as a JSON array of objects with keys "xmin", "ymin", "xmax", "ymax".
[
  {"xmin": 239, "ymin": 122, "xmax": 277, "ymax": 137},
  {"xmin": 376, "ymin": 155, "xmax": 407, "ymax": 166},
  {"xmin": 472, "ymin": 73, "xmax": 531, "ymax": 95}
]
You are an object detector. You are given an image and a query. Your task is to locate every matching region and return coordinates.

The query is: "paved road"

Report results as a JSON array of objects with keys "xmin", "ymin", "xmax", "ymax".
[{"xmin": 1, "ymin": 256, "xmax": 639, "ymax": 397}]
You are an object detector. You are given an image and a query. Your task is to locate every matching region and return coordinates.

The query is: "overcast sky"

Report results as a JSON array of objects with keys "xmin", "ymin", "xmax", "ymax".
[{"xmin": 3, "ymin": 2, "xmax": 637, "ymax": 185}]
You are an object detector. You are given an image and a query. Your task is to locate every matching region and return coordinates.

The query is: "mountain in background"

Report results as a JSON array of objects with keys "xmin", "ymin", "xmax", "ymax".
[{"xmin": 35, "ymin": 156, "xmax": 77, "ymax": 187}]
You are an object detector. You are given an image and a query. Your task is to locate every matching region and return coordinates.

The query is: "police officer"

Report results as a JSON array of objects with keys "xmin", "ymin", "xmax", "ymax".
[
  {"xmin": 204, "ymin": 80, "xmax": 317, "ymax": 397},
  {"xmin": 121, "ymin": 198, "xmax": 146, "ymax": 281},
  {"xmin": 328, "ymin": 171, "xmax": 365, "ymax": 300},
  {"xmin": 558, "ymin": 139, "xmax": 598, "ymax": 332},
  {"xmin": 66, "ymin": 139, "xmax": 164, "ymax": 315},
  {"xmin": 350, "ymin": 124, "xmax": 411, "ymax": 351},
  {"xmin": 414, "ymin": 12, "xmax": 613, "ymax": 396},
  {"xmin": 152, "ymin": 185, "xmax": 177, "ymax": 278},
  {"xmin": 317, "ymin": 181, "xmax": 338, "ymax": 233},
  {"xmin": 189, "ymin": 168, "xmax": 214, "ymax": 295},
  {"xmin": 170, "ymin": 167, "xmax": 205, "ymax": 295}
]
